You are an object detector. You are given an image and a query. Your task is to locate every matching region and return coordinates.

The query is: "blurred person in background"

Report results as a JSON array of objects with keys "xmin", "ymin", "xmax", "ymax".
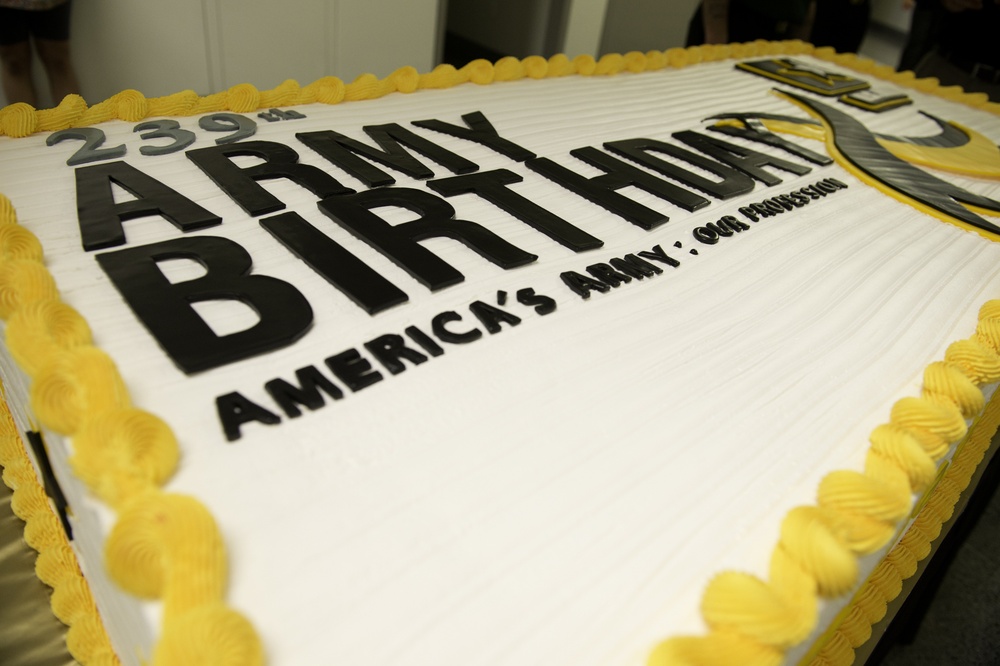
[
  {"xmin": 0, "ymin": 0, "xmax": 80, "ymax": 107},
  {"xmin": 810, "ymin": 0, "xmax": 871, "ymax": 53},
  {"xmin": 901, "ymin": 0, "xmax": 999, "ymax": 101},
  {"xmin": 686, "ymin": 0, "xmax": 818, "ymax": 44}
]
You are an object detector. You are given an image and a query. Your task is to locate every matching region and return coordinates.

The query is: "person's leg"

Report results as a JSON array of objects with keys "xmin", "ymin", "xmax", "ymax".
[
  {"xmin": 34, "ymin": 38, "xmax": 79, "ymax": 104},
  {"xmin": 686, "ymin": 4, "xmax": 706, "ymax": 46},
  {"xmin": 0, "ymin": 8, "xmax": 38, "ymax": 106},
  {"xmin": 27, "ymin": 1, "xmax": 79, "ymax": 105},
  {"xmin": 0, "ymin": 41, "xmax": 37, "ymax": 107},
  {"xmin": 898, "ymin": 4, "xmax": 942, "ymax": 72}
]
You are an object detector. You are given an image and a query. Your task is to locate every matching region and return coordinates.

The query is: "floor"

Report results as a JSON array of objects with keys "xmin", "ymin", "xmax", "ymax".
[{"xmin": 872, "ymin": 440, "xmax": 1000, "ymax": 666}]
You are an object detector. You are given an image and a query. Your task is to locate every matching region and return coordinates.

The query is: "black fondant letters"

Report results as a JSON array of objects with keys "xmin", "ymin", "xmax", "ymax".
[
  {"xmin": 604, "ymin": 138, "xmax": 755, "ymax": 199},
  {"xmin": 469, "ymin": 301, "xmax": 521, "ymax": 334},
  {"xmin": 412, "ymin": 111, "xmax": 536, "ymax": 162},
  {"xmin": 186, "ymin": 140, "xmax": 353, "ymax": 216},
  {"xmin": 75, "ymin": 161, "xmax": 221, "ymax": 251},
  {"xmin": 428, "ymin": 169, "xmax": 603, "ymax": 252},
  {"xmin": 261, "ymin": 211, "xmax": 408, "ymax": 314},
  {"xmin": 516, "ymin": 288, "xmax": 557, "ymax": 315},
  {"xmin": 636, "ymin": 245, "xmax": 680, "ymax": 267},
  {"xmin": 265, "ymin": 365, "xmax": 344, "ymax": 418},
  {"xmin": 325, "ymin": 348, "xmax": 384, "ymax": 391},
  {"xmin": 96, "ymin": 236, "xmax": 313, "ymax": 373},
  {"xmin": 431, "ymin": 311, "xmax": 483, "ymax": 343},
  {"xmin": 216, "ymin": 392, "xmax": 282, "ymax": 441},
  {"xmin": 364, "ymin": 333, "xmax": 429, "ymax": 374},
  {"xmin": 405, "ymin": 325, "xmax": 445, "ymax": 357},
  {"xmin": 673, "ymin": 131, "xmax": 811, "ymax": 186},
  {"xmin": 296, "ymin": 123, "xmax": 477, "ymax": 189},
  {"xmin": 560, "ymin": 271, "xmax": 611, "ymax": 298},
  {"xmin": 317, "ymin": 188, "xmax": 537, "ymax": 291},
  {"xmin": 527, "ymin": 148, "xmax": 707, "ymax": 230},
  {"xmin": 586, "ymin": 263, "xmax": 631, "ymax": 287},
  {"xmin": 609, "ymin": 254, "xmax": 662, "ymax": 279}
]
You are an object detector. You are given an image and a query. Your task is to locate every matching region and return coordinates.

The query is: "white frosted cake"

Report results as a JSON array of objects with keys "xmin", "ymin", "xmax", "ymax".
[{"xmin": 2, "ymin": 42, "xmax": 1000, "ymax": 666}]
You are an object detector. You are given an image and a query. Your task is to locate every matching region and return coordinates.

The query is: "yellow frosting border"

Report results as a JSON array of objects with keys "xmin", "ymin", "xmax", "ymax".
[
  {"xmin": 800, "ymin": 390, "xmax": 1000, "ymax": 665},
  {"xmin": 0, "ymin": 40, "xmax": 999, "ymax": 666},
  {"xmin": 649, "ymin": 303, "xmax": 1000, "ymax": 666},
  {"xmin": 1, "ymin": 39, "xmax": 997, "ymax": 139}
]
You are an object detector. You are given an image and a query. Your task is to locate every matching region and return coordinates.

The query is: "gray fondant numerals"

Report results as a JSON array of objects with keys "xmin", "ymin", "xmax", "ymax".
[
  {"xmin": 198, "ymin": 113, "xmax": 257, "ymax": 145},
  {"xmin": 46, "ymin": 127, "xmax": 127, "ymax": 166},
  {"xmin": 134, "ymin": 119, "xmax": 197, "ymax": 156}
]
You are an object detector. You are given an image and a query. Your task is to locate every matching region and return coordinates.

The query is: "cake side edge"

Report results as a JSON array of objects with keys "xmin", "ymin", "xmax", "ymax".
[{"xmin": 0, "ymin": 378, "xmax": 120, "ymax": 664}]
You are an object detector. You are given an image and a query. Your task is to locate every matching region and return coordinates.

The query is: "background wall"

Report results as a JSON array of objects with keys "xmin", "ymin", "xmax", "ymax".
[
  {"xmin": 598, "ymin": 0, "xmax": 914, "ymax": 56},
  {"xmin": 1, "ymin": 0, "xmax": 915, "ymax": 110},
  {"xmin": 1, "ymin": 0, "xmax": 442, "ymax": 108},
  {"xmin": 599, "ymin": 0, "xmax": 700, "ymax": 55},
  {"xmin": 447, "ymin": 0, "xmax": 558, "ymax": 57},
  {"xmin": 443, "ymin": 0, "xmax": 702, "ymax": 62}
]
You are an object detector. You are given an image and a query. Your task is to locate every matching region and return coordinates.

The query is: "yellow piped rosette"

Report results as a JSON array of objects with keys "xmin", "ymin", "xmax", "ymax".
[{"xmin": 1, "ymin": 40, "xmax": 999, "ymax": 666}]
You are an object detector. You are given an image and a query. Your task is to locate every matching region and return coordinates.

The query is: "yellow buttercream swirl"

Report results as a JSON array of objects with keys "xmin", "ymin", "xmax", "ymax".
[
  {"xmin": 36, "ymin": 94, "xmax": 88, "ymax": 132},
  {"xmin": 595, "ymin": 53, "xmax": 626, "ymax": 75},
  {"xmin": 836, "ymin": 605, "xmax": 872, "ymax": 648},
  {"xmin": 155, "ymin": 604, "xmax": 264, "ymax": 666},
  {"xmin": 922, "ymin": 361, "xmax": 984, "ymax": 418},
  {"xmin": 418, "ymin": 63, "xmax": 461, "ymax": 89},
  {"xmin": 107, "ymin": 492, "xmax": 225, "ymax": 606},
  {"xmin": 113, "ymin": 89, "xmax": 149, "ymax": 122},
  {"xmin": 893, "ymin": 395, "xmax": 968, "ymax": 442},
  {"xmin": 0, "ymin": 223, "xmax": 44, "ymax": 262},
  {"xmin": 0, "ymin": 102, "xmax": 38, "ymax": 137},
  {"xmin": 573, "ymin": 54, "xmax": 598, "ymax": 76},
  {"xmin": 7, "ymin": 299, "xmax": 92, "ymax": 378},
  {"xmin": 645, "ymin": 49, "xmax": 668, "ymax": 71},
  {"xmin": 944, "ymin": 338, "xmax": 1000, "ymax": 383},
  {"xmin": 0, "ymin": 258, "xmax": 59, "ymax": 319},
  {"xmin": 464, "ymin": 58, "xmax": 496, "ymax": 85},
  {"xmin": 390, "ymin": 66, "xmax": 421, "ymax": 94},
  {"xmin": 494, "ymin": 56, "xmax": 526, "ymax": 81},
  {"xmin": 305, "ymin": 76, "xmax": 346, "ymax": 105},
  {"xmin": 35, "ymin": 542, "xmax": 80, "ymax": 587},
  {"xmin": 701, "ymin": 569, "xmax": 815, "ymax": 646},
  {"xmin": 345, "ymin": 72, "xmax": 395, "ymax": 101},
  {"xmin": 226, "ymin": 83, "xmax": 261, "ymax": 113},
  {"xmin": 624, "ymin": 51, "xmax": 648, "ymax": 73},
  {"xmin": 71, "ymin": 408, "xmax": 179, "ymax": 508},
  {"xmin": 871, "ymin": 422, "xmax": 936, "ymax": 490},
  {"xmin": 31, "ymin": 346, "xmax": 130, "ymax": 434},
  {"xmin": 147, "ymin": 90, "xmax": 201, "ymax": 117},
  {"xmin": 779, "ymin": 507, "xmax": 859, "ymax": 596},
  {"xmin": 259, "ymin": 79, "xmax": 300, "ymax": 108},
  {"xmin": 523, "ymin": 55, "xmax": 549, "ymax": 79}
]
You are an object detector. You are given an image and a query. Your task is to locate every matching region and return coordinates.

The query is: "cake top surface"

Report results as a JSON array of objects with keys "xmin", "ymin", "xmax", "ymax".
[{"xmin": 2, "ymin": 42, "xmax": 1000, "ymax": 666}]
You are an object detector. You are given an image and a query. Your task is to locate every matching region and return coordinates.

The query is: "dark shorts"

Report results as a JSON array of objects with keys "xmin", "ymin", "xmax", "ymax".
[{"xmin": 0, "ymin": 1, "xmax": 72, "ymax": 46}]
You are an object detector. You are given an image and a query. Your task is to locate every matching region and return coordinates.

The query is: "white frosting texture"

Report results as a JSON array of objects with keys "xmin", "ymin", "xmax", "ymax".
[{"xmin": 1, "ymin": 54, "xmax": 1000, "ymax": 666}]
